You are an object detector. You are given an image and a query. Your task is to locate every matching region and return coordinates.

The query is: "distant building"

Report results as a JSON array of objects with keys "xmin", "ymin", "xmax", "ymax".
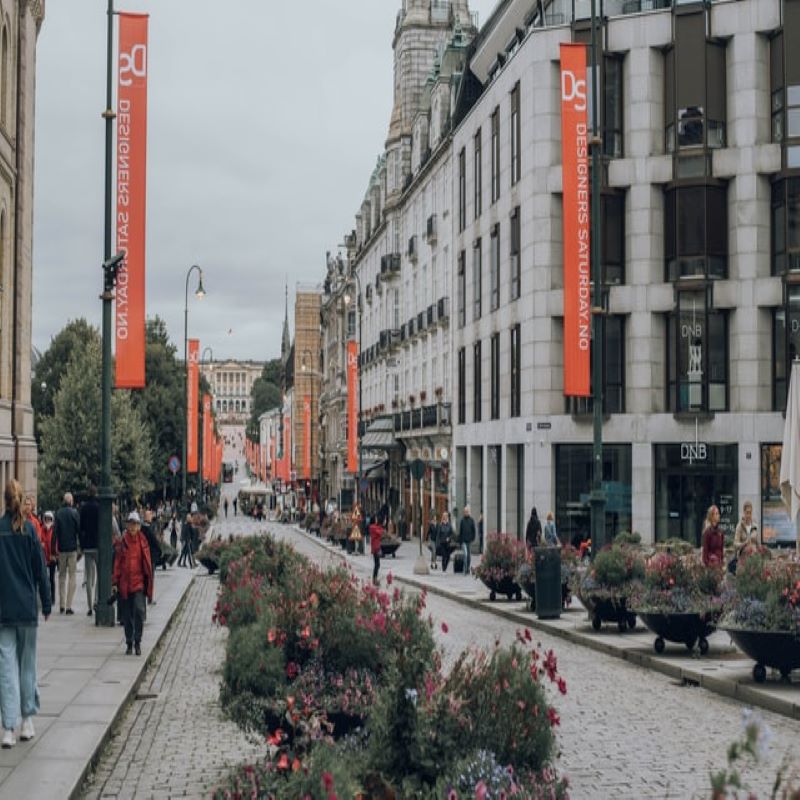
[
  {"xmin": 10, "ymin": 2, "xmax": 45, "ymax": 500},
  {"xmin": 201, "ymin": 360, "xmax": 264, "ymax": 422}
]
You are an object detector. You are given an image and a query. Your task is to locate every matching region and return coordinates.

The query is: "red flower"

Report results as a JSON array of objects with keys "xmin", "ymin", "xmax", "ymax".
[
  {"xmin": 386, "ymin": 572, "xmax": 393, "ymax": 585},
  {"xmin": 547, "ymin": 707, "xmax": 560, "ymax": 726},
  {"xmin": 267, "ymin": 629, "xmax": 276, "ymax": 643},
  {"xmin": 266, "ymin": 728, "xmax": 283, "ymax": 746},
  {"xmin": 557, "ymin": 676, "xmax": 567, "ymax": 695},
  {"xmin": 276, "ymin": 753, "xmax": 289, "ymax": 770},
  {"xmin": 286, "ymin": 662, "xmax": 299, "ymax": 679},
  {"xmin": 441, "ymin": 622, "xmax": 449, "ymax": 634},
  {"xmin": 292, "ymin": 757, "xmax": 302, "ymax": 772},
  {"xmin": 322, "ymin": 772, "xmax": 334, "ymax": 791}
]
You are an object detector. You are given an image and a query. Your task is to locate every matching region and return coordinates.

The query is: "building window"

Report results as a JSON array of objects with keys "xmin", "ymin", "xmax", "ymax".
[
  {"xmin": 770, "ymin": 5, "xmax": 800, "ymax": 167},
  {"xmin": 490, "ymin": 333, "xmax": 500, "ymax": 419},
  {"xmin": 510, "ymin": 81, "xmax": 521, "ymax": 185},
  {"xmin": 473, "ymin": 340, "xmax": 482, "ymax": 422},
  {"xmin": 603, "ymin": 56, "xmax": 623, "ymax": 159},
  {"xmin": 474, "ymin": 129, "xmax": 482, "ymax": 219},
  {"xmin": 771, "ymin": 177, "xmax": 800, "ymax": 276},
  {"xmin": 664, "ymin": 184, "xmax": 728, "ymax": 281},
  {"xmin": 457, "ymin": 347, "xmax": 466, "ymax": 425},
  {"xmin": 555, "ymin": 444, "xmax": 632, "ymax": 547},
  {"xmin": 457, "ymin": 249, "xmax": 466, "ymax": 327},
  {"xmin": 510, "ymin": 207, "xmax": 521, "ymax": 300},
  {"xmin": 666, "ymin": 288, "xmax": 728, "ymax": 413},
  {"xmin": 473, "ymin": 238, "xmax": 482, "ymax": 321},
  {"xmin": 603, "ymin": 192, "xmax": 625, "ymax": 285},
  {"xmin": 510, "ymin": 324, "xmax": 521, "ymax": 417},
  {"xmin": 566, "ymin": 315, "xmax": 625, "ymax": 415},
  {"xmin": 664, "ymin": 16, "xmax": 727, "ymax": 161},
  {"xmin": 490, "ymin": 224, "xmax": 500, "ymax": 311},
  {"xmin": 491, "ymin": 107, "xmax": 500, "ymax": 203},
  {"xmin": 773, "ymin": 284, "xmax": 800, "ymax": 410},
  {"xmin": 458, "ymin": 147, "xmax": 466, "ymax": 231}
]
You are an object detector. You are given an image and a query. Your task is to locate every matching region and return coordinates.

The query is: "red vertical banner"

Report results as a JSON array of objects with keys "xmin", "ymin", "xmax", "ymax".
[
  {"xmin": 560, "ymin": 43, "xmax": 591, "ymax": 397},
  {"xmin": 187, "ymin": 339, "xmax": 199, "ymax": 473},
  {"xmin": 303, "ymin": 396, "xmax": 311, "ymax": 481},
  {"xmin": 202, "ymin": 394, "xmax": 212, "ymax": 481},
  {"xmin": 347, "ymin": 341, "xmax": 358, "ymax": 474},
  {"xmin": 115, "ymin": 13, "xmax": 149, "ymax": 389}
]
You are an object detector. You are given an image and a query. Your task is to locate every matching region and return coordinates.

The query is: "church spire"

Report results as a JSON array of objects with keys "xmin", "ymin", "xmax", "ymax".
[{"xmin": 281, "ymin": 280, "xmax": 291, "ymax": 365}]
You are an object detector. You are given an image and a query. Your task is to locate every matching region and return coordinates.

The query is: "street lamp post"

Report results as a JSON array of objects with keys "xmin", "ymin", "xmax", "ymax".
[
  {"xmin": 589, "ymin": 0, "xmax": 607, "ymax": 554},
  {"xmin": 344, "ymin": 275, "xmax": 363, "ymax": 516},
  {"xmin": 183, "ymin": 265, "xmax": 205, "ymax": 506},
  {"xmin": 200, "ymin": 346, "xmax": 213, "ymax": 503}
]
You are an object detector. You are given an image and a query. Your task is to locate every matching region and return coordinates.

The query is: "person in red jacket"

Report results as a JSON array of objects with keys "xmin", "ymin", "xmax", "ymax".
[
  {"xmin": 369, "ymin": 519, "xmax": 384, "ymax": 586},
  {"xmin": 701, "ymin": 505, "xmax": 725, "ymax": 566},
  {"xmin": 38, "ymin": 511, "xmax": 58, "ymax": 606},
  {"xmin": 112, "ymin": 511, "xmax": 153, "ymax": 656}
]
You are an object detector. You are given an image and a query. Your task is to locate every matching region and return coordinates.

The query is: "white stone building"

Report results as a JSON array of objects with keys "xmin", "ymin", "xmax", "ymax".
[
  {"xmin": 451, "ymin": 0, "xmax": 799, "ymax": 547},
  {"xmin": 201, "ymin": 360, "xmax": 263, "ymax": 422}
]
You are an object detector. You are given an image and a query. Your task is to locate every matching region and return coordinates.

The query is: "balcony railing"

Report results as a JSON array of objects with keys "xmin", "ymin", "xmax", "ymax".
[{"xmin": 393, "ymin": 402, "xmax": 452, "ymax": 434}]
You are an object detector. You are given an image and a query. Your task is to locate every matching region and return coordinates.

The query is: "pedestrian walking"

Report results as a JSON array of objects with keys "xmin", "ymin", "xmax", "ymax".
[
  {"xmin": 437, "ymin": 511, "xmax": 454, "ymax": 572},
  {"xmin": 232, "ymin": 496, "xmax": 237, "ymax": 516},
  {"xmin": 369, "ymin": 517, "xmax": 384, "ymax": 586},
  {"xmin": 0, "ymin": 479, "xmax": 51, "ymax": 748},
  {"xmin": 458, "ymin": 505, "xmax": 476, "ymax": 575},
  {"xmin": 478, "ymin": 512, "xmax": 484, "ymax": 553},
  {"xmin": 39, "ymin": 512, "xmax": 58, "ymax": 605},
  {"xmin": 54, "ymin": 492, "xmax": 81, "ymax": 615},
  {"xmin": 427, "ymin": 513, "xmax": 439, "ymax": 569},
  {"xmin": 79, "ymin": 485, "xmax": 100, "ymax": 617},
  {"xmin": 141, "ymin": 509, "xmax": 161, "ymax": 604},
  {"xmin": 112, "ymin": 512, "xmax": 153, "ymax": 656},
  {"xmin": 178, "ymin": 512, "xmax": 196, "ymax": 568},
  {"xmin": 701, "ymin": 505, "xmax": 725, "ymax": 567},
  {"xmin": 169, "ymin": 514, "xmax": 178, "ymax": 550},
  {"xmin": 526, "ymin": 508, "xmax": 542, "ymax": 550},
  {"xmin": 543, "ymin": 511, "xmax": 559, "ymax": 546},
  {"xmin": 223, "ymin": 497, "xmax": 229, "ymax": 518}
]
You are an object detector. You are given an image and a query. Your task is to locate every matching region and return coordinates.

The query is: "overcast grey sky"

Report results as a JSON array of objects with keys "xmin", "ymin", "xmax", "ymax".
[{"xmin": 32, "ymin": 1, "xmax": 497, "ymax": 363}]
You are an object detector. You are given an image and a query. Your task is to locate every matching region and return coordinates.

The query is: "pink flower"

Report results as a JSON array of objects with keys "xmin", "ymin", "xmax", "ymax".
[
  {"xmin": 322, "ymin": 771, "xmax": 334, "ymax": 791},
  {"xmin": 475, "ymin": 781, "xmax": 488, "ymax": 800},
  {"xmin": 557, "ymin": 676, "xmax": 567, "ymax": 695},
  {"xmin": 547, "ymin": 707, "xmax": 560, "ymax": 726},
  {"xmin": 441, "ymin": 621, "xmax": 449, "ymax": 634},
  {"xmin": 386, "ymin": 572, "xmax": 393, "ymax": 585}
]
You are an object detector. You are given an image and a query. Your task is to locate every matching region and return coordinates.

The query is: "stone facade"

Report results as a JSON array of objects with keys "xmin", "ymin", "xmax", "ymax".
[
  {"xmin": 201, "ymin": 360, "xmax": 263, "ymax": 421},
  {"xmin": 6, "ymin": 1, "xmax": 43, "ymax": 501}
]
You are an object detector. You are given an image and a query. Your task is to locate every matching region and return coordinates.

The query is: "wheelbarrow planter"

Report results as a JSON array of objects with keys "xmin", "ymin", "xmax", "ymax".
[
  {"xmin": 580, "ymin": 594, "xmax": 637, "ymax": 632},
  {"xmin": 637, "ymin": 611, "xmax": 717, "ymax": 654},
  {"xmin": 480, "ymin": 575, "xmax": 523, "ymax": 602},
  {"xmin": 720, "ymin": 627, "xmax": 800, "ymax": 683}
]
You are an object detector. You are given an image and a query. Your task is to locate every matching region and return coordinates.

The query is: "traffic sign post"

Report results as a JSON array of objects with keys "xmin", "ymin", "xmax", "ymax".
[{"xmin": 168, "ymin": 455, "xmax": 181, "ymax": 475}]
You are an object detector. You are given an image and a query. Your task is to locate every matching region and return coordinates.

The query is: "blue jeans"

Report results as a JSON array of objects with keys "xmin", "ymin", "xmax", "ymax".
[
  {"xmin": 462, "ymin": 542, "xmax": 472, "ymax": 574},
  {"xmin": 0, "ymin": 626, "xmax": 39, "ymax": 730}
]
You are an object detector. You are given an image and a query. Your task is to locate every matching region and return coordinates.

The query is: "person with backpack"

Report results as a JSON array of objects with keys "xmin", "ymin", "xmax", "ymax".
[{"xmin": 525, "ymin": 508, "xmax": 542, "ymax": 551}]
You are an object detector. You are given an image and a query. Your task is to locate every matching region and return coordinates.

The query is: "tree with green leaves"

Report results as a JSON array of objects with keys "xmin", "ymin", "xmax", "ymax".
[
  {"xmin": 248, "ymin": 357, "xmax": 283, "ymax": 437},
  {"xmin": 32, "ymin": 318, "xmax": 99, "ymax": 442},
  {"xmin": 38, "ymin": 337, "xmax": 153, "ymax": 510}
]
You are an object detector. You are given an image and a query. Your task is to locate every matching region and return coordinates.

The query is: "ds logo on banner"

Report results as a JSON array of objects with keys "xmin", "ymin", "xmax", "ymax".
[
  {"xmin": 561, "ymin": 70, "xmax": 586, "ymax": 111},
  {"xmin": 120, "ymin": 44, "xmax": 147, "ymax": 86},
  {"xmin": 348, "ymin": 350, "xmax": 358, "ymax": 369}
]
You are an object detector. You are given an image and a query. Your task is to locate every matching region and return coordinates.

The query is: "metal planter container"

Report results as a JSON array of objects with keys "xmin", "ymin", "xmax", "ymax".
[
  {"xmin": 721, "ymin": 627, "xmax": 800, "ymax": 683},
  {"xmin": 637, "ymin": 611, "xmax": 717, "ymax": 654}
]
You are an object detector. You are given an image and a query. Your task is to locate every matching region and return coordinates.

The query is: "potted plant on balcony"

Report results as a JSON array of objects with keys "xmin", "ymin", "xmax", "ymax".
[
  {"xmin": 574, "ymin": 541, "xmax": 645, "ymax": 632},
  {"xmin": 435, "ymin": 385, "xmax": 443, "ymax": 399},
  {"xmin": 718, "ymin": 546, "xmax": 800, "ymax": 682},
  {"xmin": 408, "ymin": 394, "xmax": 416, "ymax": 407},
  {"xmin": 629, "ymin": 552, "xmax": 724, "ymax": 654},
  {"xmin": 474, "ymin": 533, "xmax": 526, "ymax": 602},
  {"xmin": 419, "ymin": 390, "xmax": 427, "ymax": 403}
]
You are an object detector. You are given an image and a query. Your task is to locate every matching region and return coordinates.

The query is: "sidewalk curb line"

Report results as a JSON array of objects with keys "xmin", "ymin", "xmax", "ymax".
[
  {"xmin": 70, "ymin": 573, "xmax": 196, "ymax": 800},
  {"xmin": 291, "ymin": 525, "xmax": 800, "ymax": 722}
]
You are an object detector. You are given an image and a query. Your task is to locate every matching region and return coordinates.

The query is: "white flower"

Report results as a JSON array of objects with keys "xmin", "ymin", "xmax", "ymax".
[{"xmin": 405, "ymin": 687, "xmax": 418, "ymax": 706}]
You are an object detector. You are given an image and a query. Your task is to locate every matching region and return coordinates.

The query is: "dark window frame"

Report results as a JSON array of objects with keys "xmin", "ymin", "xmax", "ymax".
[
  {"xmin": 473, "ymin": 340, "xmax": 482, "ymax": 423},
  {"xmin": 510, "ymin": 206, "xmax": 521, "ymax": 300},
  {"xmin": 490, "ymin": 223, "xmax": 500, "ymax": 311},
  {"xmin": 771, "ymin": 176, "xmax": 800, "ymax": 276},
  {"xmin": 457, "ymin": 249, "xmax": 467, "ymax": 327},
  {"xmin": 511, "ymin": 81, "xmax": 521, "ymax": 185},
  {"xmin": 474, "ymin": 129, "xmax": 482, "ymax": 220},
  {"xmin": 603, "ymin": 55, "xmax": 624, "ymax": 159},
  {"xmin": 490, "ymin": 332, "xmax": 500, "ymax": 419},
  {"xmin": 491, "ymin": 107, "xmax": 501, "ymax": 204},
  {"xmin": 473, "ymin": 238, "xmax": 482, "ymax": 321},
  {"xmin": 458, "ymin": 147, "xmax": 466, "ymax": 232},
  {"xmin": 510, "ymin": 323, "xmax": 521, "ymax": 417},
  {"xmin": 772, "ymin": 281, "xmax": 800, "ymax": 411},
  {"xmin": 457, "ymin": 346, "xmax": 466, "ymax": 424}
]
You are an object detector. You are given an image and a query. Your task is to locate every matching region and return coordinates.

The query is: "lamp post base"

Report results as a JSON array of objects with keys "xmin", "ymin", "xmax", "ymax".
[{"xmin": 413, "ymin": 554, "xmax": 430, "ymax": 576}]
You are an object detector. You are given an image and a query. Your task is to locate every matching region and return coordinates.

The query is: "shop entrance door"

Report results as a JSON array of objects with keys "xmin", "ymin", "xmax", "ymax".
[{"xmin": 664, "ymin": 473, "xmax": 719, "ymax": 546}]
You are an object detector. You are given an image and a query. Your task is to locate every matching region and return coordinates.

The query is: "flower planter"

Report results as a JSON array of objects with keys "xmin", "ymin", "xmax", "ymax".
[
  {"xmin": 381, "ymin": 542, "xmax": 401, "ymax": 558},
  {"xmin": 636, "ymin": 611, "xmax": 718, "ymax": 654},
  {"xmin": 199, "ymin": 557, "xmax": 218, "ymax": 575},
  {"xmin": 720, "ymin": 627, "xmax": 800, "ymax": 682},
  {"xmin": 480, "ymin": 575, "xmax": 522, "ymax": 602},
  {"xmin": 580, "ymin": 594, "xmax": 637, "ymax": 633},
  {"xmin": 519, "ymin": 573, "xmax": 571, "ymax": 613}
]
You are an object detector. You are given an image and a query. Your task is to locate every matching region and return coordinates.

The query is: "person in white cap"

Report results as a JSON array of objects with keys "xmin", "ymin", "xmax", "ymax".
[{"xmin": 111, "ymin": 511, "xmax": 153, "ymax": 656}]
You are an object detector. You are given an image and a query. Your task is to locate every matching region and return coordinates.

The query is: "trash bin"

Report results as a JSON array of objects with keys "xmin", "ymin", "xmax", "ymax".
[{"xmin": 534, "ymin": 546, "xmax": 562, "ymax": 620}]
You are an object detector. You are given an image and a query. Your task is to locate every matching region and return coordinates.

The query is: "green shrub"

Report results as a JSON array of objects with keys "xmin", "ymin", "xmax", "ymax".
[
  {"xmin": 593, "ymin": 545, "xmax": 645, "ymax": 587},
  {"xmin": 613, "ymin": 530, "xmax": 641, "ymax": 546}
]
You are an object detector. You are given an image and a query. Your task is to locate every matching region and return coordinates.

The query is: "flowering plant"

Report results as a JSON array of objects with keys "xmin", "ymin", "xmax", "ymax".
[
  {"xmin": 720, "ymin": 548, "xmax": 800, "ymax": 632},
  {"xmin": 575, "ymin": 544, "xmax": 645, "ymax": 607},
  {"xmin": 630, "ymin": 552, "xmax": 723, "ymax": 615},
  {"xmin": 474, "ymin": 533, "xmax": 527, "ymax": 587}
]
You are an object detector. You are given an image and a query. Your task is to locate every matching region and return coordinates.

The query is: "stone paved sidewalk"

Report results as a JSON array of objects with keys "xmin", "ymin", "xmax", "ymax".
[{"xmin": 80, "ymin": 574, "xmax": 263, "ymax": 800}]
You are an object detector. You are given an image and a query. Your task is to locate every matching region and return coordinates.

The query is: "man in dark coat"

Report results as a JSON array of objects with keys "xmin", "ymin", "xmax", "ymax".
[
  {"xmin": 54, "ymin": 492, "xmax": 81, "ymax": 614},
  {"xmin": 79, "ymin": 485, "xmax": 100, "ymax": 616},
  {"xmin": 526, "ymin": 508, "xmax": 542, "ymax": 551},
  {"xmin": 458, "ymin": 505, "xmax": 476, "ymax": 575}
]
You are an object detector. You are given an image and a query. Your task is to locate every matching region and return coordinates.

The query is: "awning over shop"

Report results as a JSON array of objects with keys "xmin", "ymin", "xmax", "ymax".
[{"xmin": 361, "ymin": 416, "xmax": 400, "ymax": 450}]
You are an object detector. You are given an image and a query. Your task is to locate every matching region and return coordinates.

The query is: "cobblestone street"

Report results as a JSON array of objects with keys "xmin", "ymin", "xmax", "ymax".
[{"xmin": 80, "ymin": 571, "xmax": 262, "ymax": 800}]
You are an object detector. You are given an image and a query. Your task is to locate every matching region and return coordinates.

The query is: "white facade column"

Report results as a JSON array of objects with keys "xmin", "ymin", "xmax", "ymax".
[{"xmin": 632, "ymin": 443, "xmax": 653, "ymax": 544}]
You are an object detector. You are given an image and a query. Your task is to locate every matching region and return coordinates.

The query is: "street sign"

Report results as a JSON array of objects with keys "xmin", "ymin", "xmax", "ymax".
[
  {"xmin": 168, "ymin": 455, "xmax": 180, "ymax": 474},
  {"xmin": 410, "ymin": 458, "xmax": 425, "ymax": 480}
]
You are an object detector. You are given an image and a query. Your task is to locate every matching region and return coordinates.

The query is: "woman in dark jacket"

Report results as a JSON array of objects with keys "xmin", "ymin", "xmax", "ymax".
[
  {"xmin": 437, "ymin": 512, "xmax": 454, "ymax": 572},
  {"xmin": 427, "ymin": 513, "xmax": 439, "ymax": 569},
  {"xmin": 0, "ymin": 480, "xmax": 51, "ymax": 748},
  {"xmin": 525, "ymin": 508, "xmax": 542, "ymax": 550}
]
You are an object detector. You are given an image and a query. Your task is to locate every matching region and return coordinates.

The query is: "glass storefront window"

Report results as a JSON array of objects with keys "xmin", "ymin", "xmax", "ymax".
[
  {"xmin": 761, "ymin": 444, "xmax": 797, "ymax": 546},
  {"xmin": 555, "ymin": 444, "xmax": 632, "ymax": 547},
  {"xmin": 654, "ymin": 444, "xmax": 737, "ymax": 545},
  {"xmin": 772, "ymin": 285, "xmax": 800, "ymax": 410}
]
